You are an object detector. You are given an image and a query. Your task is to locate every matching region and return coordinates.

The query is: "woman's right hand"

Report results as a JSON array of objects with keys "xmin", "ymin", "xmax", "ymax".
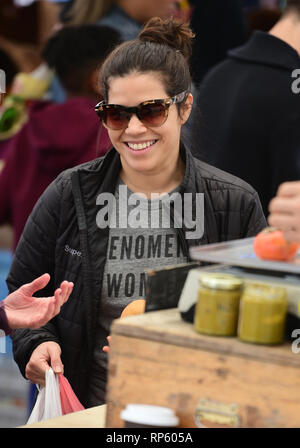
[{"xmin": 25, "ymin": 341, "xmax": 63, "ymax": 386}]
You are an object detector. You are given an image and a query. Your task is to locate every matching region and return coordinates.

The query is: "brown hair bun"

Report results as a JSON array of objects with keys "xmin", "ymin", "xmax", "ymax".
[{"xmin": 138, "ymin": 17, "xmax": 195, "ymax": 62}]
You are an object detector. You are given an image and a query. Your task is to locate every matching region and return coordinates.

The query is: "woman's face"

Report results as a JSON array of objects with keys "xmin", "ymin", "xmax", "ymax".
[{"xmin": 106, "ymin": 72, "xmax": 192, "ymax": 178}]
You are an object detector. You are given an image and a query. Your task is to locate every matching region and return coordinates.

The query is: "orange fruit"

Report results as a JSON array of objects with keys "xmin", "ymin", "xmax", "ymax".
[
  {"xmin": 120, "ymin": 299, "xmax": 146, "ymax": 318},
  {"xmin": 253, "ymin": 227, "xmax": 300, "ymax": 261}
]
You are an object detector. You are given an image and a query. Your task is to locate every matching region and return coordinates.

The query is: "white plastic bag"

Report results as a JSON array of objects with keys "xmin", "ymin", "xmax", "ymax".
[{"xmin": 27, "ymin": 368, "xmax": 62, "ymax": 424}]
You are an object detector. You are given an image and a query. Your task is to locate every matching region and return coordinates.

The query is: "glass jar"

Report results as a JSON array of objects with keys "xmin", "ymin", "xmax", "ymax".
[
  {"xmin": 194, "ymin": 273, "xmax": 243, "ymax": 336},
  {"xmin": 238, "ymin": 283, "xmax": 287, "ymax": 345}
]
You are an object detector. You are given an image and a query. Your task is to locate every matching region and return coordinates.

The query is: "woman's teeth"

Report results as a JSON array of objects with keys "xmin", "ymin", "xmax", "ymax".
[{"xmin": 127, "ymin": 140, "xmax": 156, "ymax": 150}]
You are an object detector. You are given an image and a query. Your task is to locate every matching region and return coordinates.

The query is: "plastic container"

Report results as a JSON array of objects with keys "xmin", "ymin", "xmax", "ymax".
[
  {"xmin": 120, "ymin": 404, "xmax": 179, "ymax": 428},
  {"xmin": 194, "ymin": 273, "xmax": 243, "ymax": 336},
  {"xmin": 238, "ymin": 283, "xmax": 287, "ymax": 345}
]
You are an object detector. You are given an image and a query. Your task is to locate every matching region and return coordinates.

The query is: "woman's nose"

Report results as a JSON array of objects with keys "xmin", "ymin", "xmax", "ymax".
[{"xmin": 124, "ymin": 113, "xmax": 147, "ymax": 134}]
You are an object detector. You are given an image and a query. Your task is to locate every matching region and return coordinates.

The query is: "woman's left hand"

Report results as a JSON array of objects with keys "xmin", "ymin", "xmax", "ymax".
[{"xmin": 102, "ymin": 335, "xmax": 111, "ymax": 354}]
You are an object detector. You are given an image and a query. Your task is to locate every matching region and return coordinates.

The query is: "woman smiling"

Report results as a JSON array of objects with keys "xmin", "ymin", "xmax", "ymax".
[{"xmin": 9, "ymin": 18, "xmax": 266, "ymax": 408}]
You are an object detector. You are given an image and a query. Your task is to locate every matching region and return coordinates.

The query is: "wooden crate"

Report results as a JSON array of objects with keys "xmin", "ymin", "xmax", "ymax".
[{"xmin": 105, "ymin": 308, "xmax": 300, "ymax": 428}]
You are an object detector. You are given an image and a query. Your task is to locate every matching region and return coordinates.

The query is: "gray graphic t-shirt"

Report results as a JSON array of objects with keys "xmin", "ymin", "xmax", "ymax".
[{"xmin": 87, "ymin": 179, "xmax": 187, "ymax": 406}]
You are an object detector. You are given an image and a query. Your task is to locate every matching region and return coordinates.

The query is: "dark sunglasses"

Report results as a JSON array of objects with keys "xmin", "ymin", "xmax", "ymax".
[{"xmin": 95, "ymin": 91, "xmax": 188, "ymax": 130}]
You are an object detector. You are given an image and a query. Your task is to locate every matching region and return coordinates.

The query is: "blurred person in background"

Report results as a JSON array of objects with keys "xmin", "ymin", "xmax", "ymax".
[
  {"xmin": 98, "ymin": 0, "xmax": 185, "ymax": 40},
  {"xmin": 0, "ymin": 25, "xmax": 121, "ymax": 250},
  {"xmin": 0, "ymin": 49, "xmax": 18, "ymax": 95},
  {"xmin": 64, "ymin": 0, "xmax": 246, "ymax": 86},
  {"xmin": 64, "ymin": 0, "xmax": 187, "ymax": 41},
  {"xmin": 54, "ymin": 0, "xmax": 189, "ymax": 102},
  {"xmin": 0, "ymin": 0, "xmax": 62, "ymax": 73},
  {"xmin": 189, "ymin": 0, "xmax": 247, "ymax": 85},
  {"xmin": 0, "ymin": 48, "xmax": 19, "ymax": 162},
  {"xmin": 192, "ymin": 0, "xmax": 300, "ymax": 216},
  {"xmin": 244, "ymin": 0, "xmax": 283, "ymax": 34},
  {"xmin": 0, "ymin": 1, "xmax": 75, "ymax": 148}
]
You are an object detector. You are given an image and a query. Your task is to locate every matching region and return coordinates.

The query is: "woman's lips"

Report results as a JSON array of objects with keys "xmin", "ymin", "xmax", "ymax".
[{"xmin": 125, "ymin": 139, "xmax": 158, "ymax": 154}]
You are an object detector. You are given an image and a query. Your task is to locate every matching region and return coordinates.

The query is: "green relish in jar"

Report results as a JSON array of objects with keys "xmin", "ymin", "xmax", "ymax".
[
  {"xmin": 238, "ymin": 284, "xmax": 287, "ymax": 345},
  {"xmin": 194, "ymin": 273, "xmax": 243, "ymax": 336}
]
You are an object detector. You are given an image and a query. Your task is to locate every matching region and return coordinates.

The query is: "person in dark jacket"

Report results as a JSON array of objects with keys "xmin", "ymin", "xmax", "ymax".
[
  {"xmin": 189, "ymin": 0, "xmax": 247, "ymax": 84},
  {"xmin": 8, "ymin": 18, "xmax": 266, "ymax": 408},
  {"xmin": 192, "ymin": 0, "xmax": 300, "ymax": 216},
  {"xmin": 0, "ymin": 25, "xmax": 120, "ymax": 250}
]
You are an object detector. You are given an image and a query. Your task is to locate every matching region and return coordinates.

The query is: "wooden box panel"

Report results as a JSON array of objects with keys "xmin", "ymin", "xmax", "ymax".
[{"xmin": 105, "ymin": 309, "xmax": 300, "ymax": 428}]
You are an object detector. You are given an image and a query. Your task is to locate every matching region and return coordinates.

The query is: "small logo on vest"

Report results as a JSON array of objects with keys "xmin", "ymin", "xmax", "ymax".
[
  {"xmin": 64, "ymin": 245, "xmax": 82, "ymax": 257},
  {"xmin": 291, "ymin": 69, "xmax": 300, "ymax": 94}
]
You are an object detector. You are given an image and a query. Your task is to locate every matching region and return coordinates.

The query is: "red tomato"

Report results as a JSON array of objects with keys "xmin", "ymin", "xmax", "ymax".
[{"xmin": 253, "ymin": 227, "xmax": 300, "ymax": 261}]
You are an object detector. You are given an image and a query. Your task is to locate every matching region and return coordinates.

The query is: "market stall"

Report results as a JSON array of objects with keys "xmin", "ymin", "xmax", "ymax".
[
  {"xmin": 21, "ymin": 236, "xmax": 300, "ymax": 428},
  {"xmin": 104, "ymin": 236, "xmax": 300, "ymax": 428}
]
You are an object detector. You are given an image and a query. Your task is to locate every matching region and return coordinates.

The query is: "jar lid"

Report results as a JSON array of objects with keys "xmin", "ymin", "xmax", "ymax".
[
  {"xmin": 120, "ymin": 404, "xmax": 179, "ymax": 427},
  {"xmin": 200, "ymin": 273, "xmax": 243, "ymax": 290},
  {"xmin": 243, "ymin": 283, "xmax": 286, "ymax": 300}
]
